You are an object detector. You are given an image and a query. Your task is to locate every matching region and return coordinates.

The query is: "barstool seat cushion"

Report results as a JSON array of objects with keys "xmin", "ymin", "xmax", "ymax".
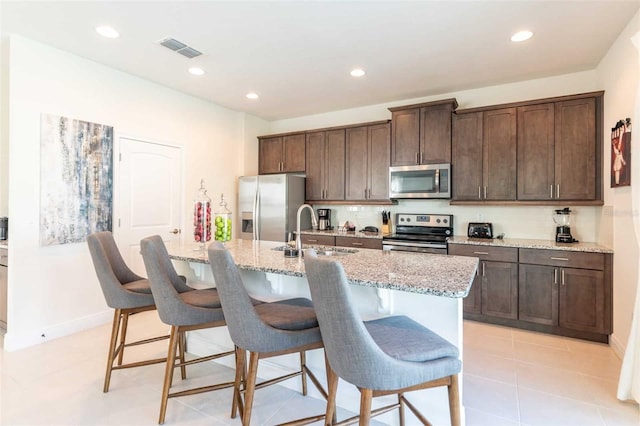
[
  {"xmin": 179, "ymin": 289, "xmax": 222, "ymax": 308},
  {"xmin": 364, "ymin": 316, "xmax": 459, "ymax": 362},
  {"xmin": 254, "ymin": 298, "xmax": 319, "ymax": 331},
  {"xmin": 122, "ymin": 279, "xmax": 152, "ymax": 294}
]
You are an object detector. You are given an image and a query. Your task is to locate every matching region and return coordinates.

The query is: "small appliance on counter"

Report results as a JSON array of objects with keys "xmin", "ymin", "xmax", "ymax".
[
  {"xmin": 467, "ymin": 222, "xmax": 493, "ymax": 239},
  {"xmin": 553, "ymin": 207, "xmax": 578, "ymax": 243},
  {"xmin": 0, "ymin": 217, "xmax": 7, "ymax": 241},
  {"xmin": 317, "ymin": 208, "xmax": 331, "ymax": 231}
]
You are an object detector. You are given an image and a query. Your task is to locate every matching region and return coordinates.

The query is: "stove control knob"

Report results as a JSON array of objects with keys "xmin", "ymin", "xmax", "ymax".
[
  {"xmin": 406, "ymin": 218, "xmax": 411, "ymax": 222},
  {"xmin": 436, "ymin": 219, "xmax": 441, "ymax": 223},
  {"xmin": 445, "ymin": 230, "xmax": 451, "ymax": 235},
  {"xmin": 443, "ymin": 219, "xmax": 448, "ymax": 224}
]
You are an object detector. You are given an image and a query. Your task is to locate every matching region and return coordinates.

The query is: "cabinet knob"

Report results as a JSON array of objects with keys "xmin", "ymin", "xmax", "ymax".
[{"xmin": 169, "ymin": 228, "xmax": 181, "ymax": 234}]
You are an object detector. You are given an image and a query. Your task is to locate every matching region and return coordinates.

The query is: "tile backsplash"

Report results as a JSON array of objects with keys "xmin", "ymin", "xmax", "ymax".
[{"xmin": 312, "ymin": 200, "xmax": 606, "ymax": 244}]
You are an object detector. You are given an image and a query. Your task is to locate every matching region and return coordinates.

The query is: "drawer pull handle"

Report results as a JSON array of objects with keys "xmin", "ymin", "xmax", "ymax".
[
  {"xmin": 550, "ymin": 257, "xmax": 569, "ymax": 261},
  {"xmin": 473, "ymin": 251, "xmax": 489, "ymax": 255},
  {"xmin": 308, "ymin": 239, "xmax": 318, "ymax": 243},
  {"xmin": 351, "ymin": 242, "xmax": 364, "ymax": 246}
]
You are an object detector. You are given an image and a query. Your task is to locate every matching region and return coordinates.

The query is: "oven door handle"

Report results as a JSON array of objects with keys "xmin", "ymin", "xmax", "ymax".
[{"xmin": 382, "ymin": 240, "xmax": 446, "ymax": 249}]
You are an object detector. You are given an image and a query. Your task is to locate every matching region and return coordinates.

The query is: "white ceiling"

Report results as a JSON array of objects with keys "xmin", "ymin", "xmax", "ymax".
[{"xmin": 2, "ymin": 1, "xmax": 638, "ymax": 121}]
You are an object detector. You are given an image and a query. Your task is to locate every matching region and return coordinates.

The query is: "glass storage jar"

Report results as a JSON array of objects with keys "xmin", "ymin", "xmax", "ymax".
[
  {"xmin": 193, "ymin": 180, "xmax": 212, "ymax": 248},
  {"xmin": 214, "ymin": 194, "xmax": 232, "ymax": 243}
]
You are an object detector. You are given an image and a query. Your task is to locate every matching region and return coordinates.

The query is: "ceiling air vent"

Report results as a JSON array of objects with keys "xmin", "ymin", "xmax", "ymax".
[{"xmin": 158, "ymin": 38, "xmax": 202, "ymax": 59}]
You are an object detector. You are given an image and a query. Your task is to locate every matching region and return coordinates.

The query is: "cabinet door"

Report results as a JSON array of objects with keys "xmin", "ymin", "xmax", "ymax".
[
  {"xmin": 259, "ymin": 137, "xmax": 283, "ymax": 174},
  {"xmin": 420, "ymin": 104, "xmax": 453, "ymax": 164},
  {"xmin": 305, "ymin": 132, "xmax": 325, "ymax": 201},
  {"xmin": 391, "ymin": 108, "xmax": 420, "ymax": 166},
  {"xmin": 368, "ymin": 123, "xmax": 391, "ymax": 200},
  {"xmin": 452, "ymin": 112, "xmax": 483, "ymax": 200},
  {"xmin": 483, "ymin": 108, "xmax": 516, "ymax": 200},
  {"xmin": 555, "ymin": 98, "xmax": 596, "ymax": 200},
  {"xmin": 481, "ymin": 261, "xmax": 518, "ymax": 319},
  {"xmin": 345, "ymin": 126, "xmax": 368, "ymax": 201},
  {"xmin": 517, "ymin": 103, "xmax": 555, "ymax": 200},
  {"xmin": 518, "ymin": 264, "xmax": 558, "ymax": 326},
  {"xmin": 324, "ymin": 129, "xmax": 346, "ymax": 200},
  {"xmin": 282, "ymin": 134, "xmax": 306, "ymax": 173},
  {"xmin": 464, "ymin": 271, "xmax": 482, "ymax": 315},
  {"xmin": 559, "ymin": 267, "xmax": 606, "ymax": 333}
]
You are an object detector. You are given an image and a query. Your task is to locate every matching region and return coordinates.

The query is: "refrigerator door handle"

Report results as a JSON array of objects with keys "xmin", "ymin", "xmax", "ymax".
[{"xmin": 253, "ymin": 187, "xmax": 259, "ymax": 240}]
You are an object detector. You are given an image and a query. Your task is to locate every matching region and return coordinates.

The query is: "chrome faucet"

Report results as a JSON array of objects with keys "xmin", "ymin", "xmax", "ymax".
[{"xmin": 295, "ymin": 204, "xmax": 318, "ymax": 251}]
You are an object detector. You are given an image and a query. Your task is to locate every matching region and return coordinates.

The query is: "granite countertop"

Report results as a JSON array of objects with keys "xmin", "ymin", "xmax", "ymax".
[
  {"xmin": 168, "ymin": 239, "xmax": 478, "ymax": 298},
  {"xmin": 447, "ymin": 236, "xmax": 613, "ymax": 254},
  {"xmin": 298, "ymin": 229, "xmax": 384, "ymax": 239},
  {"xmin": 0, "ymin": 240, "xmax": 7, "ymax": 249}
]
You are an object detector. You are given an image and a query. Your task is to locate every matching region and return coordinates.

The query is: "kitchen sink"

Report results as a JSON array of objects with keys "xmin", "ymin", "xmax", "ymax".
[{"xmin": 272, "ymin": 245, "xmax": 358, "ymax": 256}]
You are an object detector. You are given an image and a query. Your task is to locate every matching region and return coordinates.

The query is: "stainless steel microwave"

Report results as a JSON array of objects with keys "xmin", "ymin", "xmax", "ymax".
[{"xmin": 388, "ymin": 163, "xmax": 451, "ymax": 199}]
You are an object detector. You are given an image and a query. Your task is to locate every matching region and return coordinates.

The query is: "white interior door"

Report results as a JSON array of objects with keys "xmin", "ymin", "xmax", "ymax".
[{"xmin": 117, "ymin": 137, "xmax": 182, "ymax": 276}]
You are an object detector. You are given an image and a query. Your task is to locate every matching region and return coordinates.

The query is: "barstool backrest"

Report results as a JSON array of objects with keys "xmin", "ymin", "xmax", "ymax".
[
  {"xmin": 208, "ymin": 243, "xmax": 300, "ymax": 353},
  {"xmin": 141, "ymin": 236, "xmax": 223, "ymax": 326},
  {"xmin": 304, "ymin": 253, "xmax": 399, "ymax": 388},
  {"xmin": 87, "ymin": 231, "xmax": 150, "ymax": 309}
]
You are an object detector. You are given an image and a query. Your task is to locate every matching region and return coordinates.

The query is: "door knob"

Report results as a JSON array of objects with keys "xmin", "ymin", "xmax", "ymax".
[{"xmin": 169, "ymin": 228, "xmax": 181, "ymax": 234}]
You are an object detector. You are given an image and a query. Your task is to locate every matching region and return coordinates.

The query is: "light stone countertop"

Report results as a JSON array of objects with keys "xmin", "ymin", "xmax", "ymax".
[
  {"xmin": 447, "ymin": 236, "xmax": 613, "ymax": 254},
  {"xmin": 0, "ymin": 241, "xmax": 7, "ymax": 249},
  {"xmin": 168, "ymin": 239, "xmax": 478, "ymax": 298},
  {"xmin": 298, "ymin": 229, "xmax": 384, "ymax": 239}
]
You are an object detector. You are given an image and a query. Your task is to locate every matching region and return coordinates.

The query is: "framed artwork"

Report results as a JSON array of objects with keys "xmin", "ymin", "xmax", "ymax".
[
  {"xmin": 611, "ymin": 118, "xmax": 632, "ymax": 188},
  {"xmin": 40, "ymin": 114, "xmax": 114, "ymax": 246}
]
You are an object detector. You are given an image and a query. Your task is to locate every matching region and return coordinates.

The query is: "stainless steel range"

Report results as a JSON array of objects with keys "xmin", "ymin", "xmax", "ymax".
[{"xmin": 382, "ymin": 213, "xmax": 453, "ymax": 254}]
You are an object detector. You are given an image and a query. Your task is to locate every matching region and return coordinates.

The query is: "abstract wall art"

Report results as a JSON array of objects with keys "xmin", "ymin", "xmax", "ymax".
[{"xmin": 40, "ymin": 114, "xmax": 114, "ymax": 246}]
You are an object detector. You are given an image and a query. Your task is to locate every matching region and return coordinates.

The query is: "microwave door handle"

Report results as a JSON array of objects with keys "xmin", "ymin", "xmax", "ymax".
[{"xmin": 435, "ymin": 169, "xmax": 440, "ymax": 190}]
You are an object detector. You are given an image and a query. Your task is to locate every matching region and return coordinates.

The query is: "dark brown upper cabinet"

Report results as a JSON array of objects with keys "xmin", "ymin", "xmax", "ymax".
[
  {"xmin": 452, "ymin": 108, "xmax": 517, "ymax": 201},
  {"xmin": 305, "ymin": 129, "xmax": 345, "ymax": 201},
  {"xmin": 345, "ymin": 122, "xmax": 391, "ymax": 202},
  {"xmin": 389, "ymin": 99, "xmax": 458, "ymax": 166},
  {"xmin": 258, "ymin": 133, "xmax": 306, "ymax": 174},
  {"xmin": 452, "ymin": 91, "xmax": 603, "ymax": 205}
]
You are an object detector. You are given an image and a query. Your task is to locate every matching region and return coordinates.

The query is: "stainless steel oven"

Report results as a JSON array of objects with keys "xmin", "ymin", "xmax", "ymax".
[{"xmin": 382, "ymin": 213, "xmax": 452, "ymax": 254}]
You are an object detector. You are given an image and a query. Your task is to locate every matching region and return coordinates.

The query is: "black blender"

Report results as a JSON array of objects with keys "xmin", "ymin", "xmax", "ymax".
[{"xmin": 553, "ymin": 208, "xmax": 578, "ymax": 243}]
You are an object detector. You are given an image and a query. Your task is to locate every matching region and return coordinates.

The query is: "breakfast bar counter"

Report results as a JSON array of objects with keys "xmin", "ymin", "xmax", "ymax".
[{"xmin": 168, "ymin": 239, "xmax": 478, "ymax": 425}]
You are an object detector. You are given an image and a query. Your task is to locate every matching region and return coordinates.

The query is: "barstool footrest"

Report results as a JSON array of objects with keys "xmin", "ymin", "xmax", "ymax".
[
  {"xmin": 111, "ymin": 356, "xmax": 167, "ymax": 370},
  {"xmin": 168, "ymin": 380, "xmax": 235, "ymax": 399}
]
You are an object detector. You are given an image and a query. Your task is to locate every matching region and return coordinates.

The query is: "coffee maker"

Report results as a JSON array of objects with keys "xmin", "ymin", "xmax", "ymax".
[
  {"xmin": 317, "ymin": 209, "xmax": 331, "ymax": 231},
  {"xmin": 553, "ymin": 207, "xmax": 577, "ymax": 243}
]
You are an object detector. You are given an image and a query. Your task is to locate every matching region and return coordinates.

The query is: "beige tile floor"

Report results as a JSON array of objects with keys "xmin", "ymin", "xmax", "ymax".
[{"xmin": 0, "ymin": 313, "xmax": 638, "ymax": 425}]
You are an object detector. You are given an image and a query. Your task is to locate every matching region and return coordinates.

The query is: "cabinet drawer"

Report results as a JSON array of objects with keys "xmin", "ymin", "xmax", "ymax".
[
  {"xmin": 519, "ymin": 248, "xmax": 604, "ymax": 270},
  {"xmin": 335, "ymin": 236, "xmax": 382, "ymax": 250},
  {"xmin": 300, "ymin": 234, "xmax": 335, "ymax": 246},
  {"xmin": 0, "ymin": 248, "xmax": 6, "ymax": 266},
  {"xmin": 448, "ymin": 244, "xmax": 518, "ymax": 263}
]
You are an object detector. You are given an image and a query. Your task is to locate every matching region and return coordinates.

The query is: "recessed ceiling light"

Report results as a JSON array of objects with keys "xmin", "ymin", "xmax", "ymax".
[
  {"xmin": 511, "ymin": 30, "xmax": 533, "ymax": 42},
  {"xmin": 95, "ymin": 25, "xmax": 120, "ymax": 39},
  {"xmin": 246, "ymin": 92, "xmax": 259, "ymax": 100},
  {"xmin": 188, "ymin": 67, "xmax": 205, "ymax": 76},
  {"xmin": 350, "ymin": 68, "xmax": 366, "ymax": 77}
]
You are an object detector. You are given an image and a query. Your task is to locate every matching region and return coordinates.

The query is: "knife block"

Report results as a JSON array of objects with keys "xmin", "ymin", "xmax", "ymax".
[{"xmin": 382, "ymin": 221, "xmax": 391, "ymax": 235}]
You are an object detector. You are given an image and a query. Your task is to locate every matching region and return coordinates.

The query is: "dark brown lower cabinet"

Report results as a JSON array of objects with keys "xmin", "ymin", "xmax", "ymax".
[
  {"xmin": 481, "ymin": 261, "xmax": 518, "ymax": 319},
  {"xmin": 518, "ymin": 264, "xmax": 558, "ymax": 326},
  {"xmin": 450, "ymin": 243, "xmax": 612, "ymax": 343}
]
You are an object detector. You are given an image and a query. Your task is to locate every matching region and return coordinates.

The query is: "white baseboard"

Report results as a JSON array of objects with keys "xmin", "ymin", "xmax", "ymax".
[
  {"xmin": 610, "ymin": 333, "xmax": 627, "ymax": 360},
  {"xmin": 3, "ymin": 310, "xmax": 113, "ymax": 352}
]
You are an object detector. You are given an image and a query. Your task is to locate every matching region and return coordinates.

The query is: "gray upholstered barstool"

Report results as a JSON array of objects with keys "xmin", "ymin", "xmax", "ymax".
[
  {"xmin": 304, "ymin": 251, "xmax": 462, "ymax": 426},
  {"xmin": 207, "ymin": 243, "xmax": 328, "ymax": 426},
  {"xmin": 87, "ymin": 231, "xmax": 169, "ymax": 393},
  {"xmin": 141, "ymin": 236, "xmax": 236, "ymax": 424}
]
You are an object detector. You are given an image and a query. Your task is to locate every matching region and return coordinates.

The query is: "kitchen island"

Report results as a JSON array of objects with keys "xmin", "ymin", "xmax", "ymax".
[{"xmin": 168, "ymin": 239, "xmax": 478, "ymax": 425}]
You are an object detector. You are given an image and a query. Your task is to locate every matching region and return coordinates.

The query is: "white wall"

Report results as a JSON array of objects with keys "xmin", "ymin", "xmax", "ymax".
[
  {"xmin": 596, "ymin": 11, "xmax": 640, "ymax": 356},
  {"xmin": 4, "ymin": 35, "xmax": 262, "ymax": 350},
  {"xmin": 1, "ymin": 33, "xmax": 9, "ymax": 216}
]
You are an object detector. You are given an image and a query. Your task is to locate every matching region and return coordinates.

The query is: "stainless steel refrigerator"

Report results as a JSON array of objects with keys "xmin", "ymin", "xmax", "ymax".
[{"xmin": 238, "ymin": 174, "xmax": 309, "ymax": 242}]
